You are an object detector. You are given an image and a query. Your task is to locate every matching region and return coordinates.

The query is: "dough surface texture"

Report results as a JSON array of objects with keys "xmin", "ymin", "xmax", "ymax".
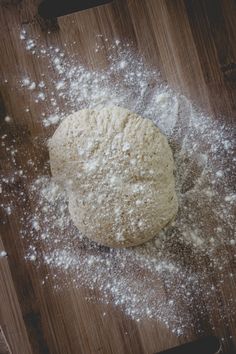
[{"xmin": 49, "ymin": 106, "xmax": 178, "ymax": 247}]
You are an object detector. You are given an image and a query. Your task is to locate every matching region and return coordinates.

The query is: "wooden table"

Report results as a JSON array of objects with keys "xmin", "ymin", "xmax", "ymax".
[{"xmin": 0, "ymin": 0, "xmax": 235, "ymax": 353}]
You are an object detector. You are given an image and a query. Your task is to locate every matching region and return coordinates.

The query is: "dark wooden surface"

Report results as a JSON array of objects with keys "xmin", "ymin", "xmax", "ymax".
[{"xmin": 0, "ymin": 0, "xmax": 236, "ymax": 353}]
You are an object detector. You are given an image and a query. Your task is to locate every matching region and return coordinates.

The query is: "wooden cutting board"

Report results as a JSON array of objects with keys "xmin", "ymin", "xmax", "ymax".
[{"xmin": 0, "ymin": 0, "xmax": 235, "ymax": 353}]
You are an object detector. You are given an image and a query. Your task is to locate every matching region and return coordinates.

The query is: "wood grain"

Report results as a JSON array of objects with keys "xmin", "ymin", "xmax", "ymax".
[
  {"xmin": 0, "ymin": 0, "xmax": 236, "ymax": 353},
  {"xmin": 0, "ymin": 326, "xmax": 12, "ymax": 354}
]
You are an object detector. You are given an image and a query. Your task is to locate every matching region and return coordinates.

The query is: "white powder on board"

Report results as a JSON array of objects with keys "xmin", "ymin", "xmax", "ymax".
[
  {"xmin": 1, "ymin": 30, "xmax": 236, "ymax": 336},
  {"xmin": 0, "ymin": 251, "xmax": 7, "ymax": 257}
]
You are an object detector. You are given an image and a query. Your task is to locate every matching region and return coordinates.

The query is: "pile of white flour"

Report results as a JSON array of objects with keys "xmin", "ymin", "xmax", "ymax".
[{"xmin": 1, "ymin": 30, "xmax": 235, "ymax": 336}]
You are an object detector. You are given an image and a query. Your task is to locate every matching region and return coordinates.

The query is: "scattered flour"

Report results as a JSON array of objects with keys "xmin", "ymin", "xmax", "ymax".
[
  {"xmin": 0, "ymin": 251, "xmax": 7, "ymax": 258},
  {"xmin": 0, "ymin": 30, "xmax": 235, "ymax": 336},
  {"xmin": 4, "ymin": 116, "xmax": 12, "ymax": 123}
]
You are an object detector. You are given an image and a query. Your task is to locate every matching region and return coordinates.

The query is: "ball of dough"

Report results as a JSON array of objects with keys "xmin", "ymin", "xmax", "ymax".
[{"xmin": 49, "ymin": 106, "xmax": 178, "ymax": 248}]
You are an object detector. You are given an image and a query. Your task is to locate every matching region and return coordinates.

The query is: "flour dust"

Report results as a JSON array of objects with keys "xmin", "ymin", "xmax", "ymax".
[{"xmin": 0, "ymin": 29, "xmax": 235, "ymax": 336}]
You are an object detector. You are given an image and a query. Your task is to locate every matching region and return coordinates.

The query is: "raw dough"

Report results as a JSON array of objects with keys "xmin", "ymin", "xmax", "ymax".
[{"xmin": 49, "ymin": 106, "xmax": 178, "ymax": 247}]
